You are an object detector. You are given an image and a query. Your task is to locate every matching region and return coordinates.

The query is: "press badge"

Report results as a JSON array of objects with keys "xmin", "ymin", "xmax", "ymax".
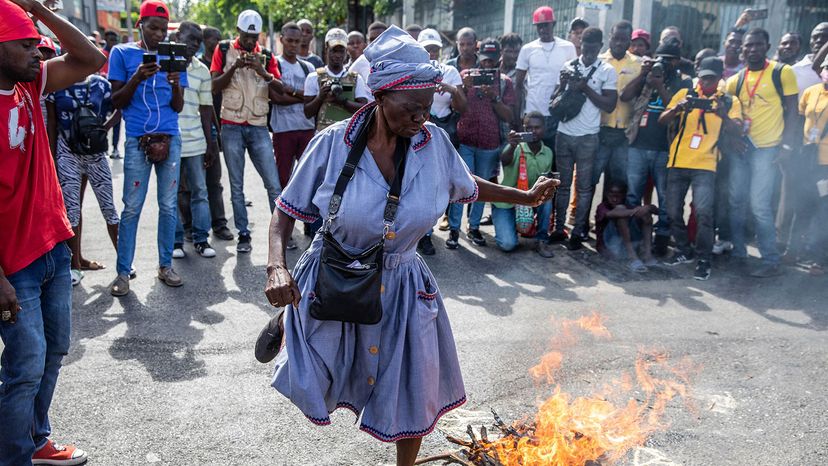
[
  {"xmin": 809, "ymin": 126, "xmax": 821, "ymax": 143},
  {"xmin": 689, "ymin": 134, "xmax": 703, "ymax": 149},
  {"xmin": 640, "ymin": 113, "xmax": 649, "ymax": 127}
]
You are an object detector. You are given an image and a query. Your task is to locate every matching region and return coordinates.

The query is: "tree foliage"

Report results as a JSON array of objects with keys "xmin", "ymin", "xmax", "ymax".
[{"xmin": 190, "ymin": 0, "xmax": 398, "ymax": 37}]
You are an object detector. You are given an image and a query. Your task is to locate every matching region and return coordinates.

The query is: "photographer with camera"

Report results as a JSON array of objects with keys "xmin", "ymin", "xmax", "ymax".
[
  {"xmin": 303, "ymin": 28, "xmax": 370, "ymax": 132},
  {"xmin": 493, "ymin": 112, "xmax": 555, "ymax": 257},
  {"xmin": 550, "ymin": 27, "xmax": 618, "ymax": 251},
  {"xmin": 621, "ymin": 39, "xmax": 692, "ymax": 257},
  {"xmin": 107, "ymin": 0, "xmax": 189, "ymax": 295},
  {"xmin": 210, "ymin": 9, "xmax": 285, "ymax": 254},
  {"xmin": 659, "ymin": 58, "xmax": 744, "ymax": 280},
  {"xmin": 446, "ymin": 38, "xmax": 517, "ymax": 250}
]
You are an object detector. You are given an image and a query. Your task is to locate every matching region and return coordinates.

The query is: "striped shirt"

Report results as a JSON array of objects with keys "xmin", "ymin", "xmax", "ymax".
[{"xmin": 180, "ymin": 59, "xmax": 212, "ymax": 158}]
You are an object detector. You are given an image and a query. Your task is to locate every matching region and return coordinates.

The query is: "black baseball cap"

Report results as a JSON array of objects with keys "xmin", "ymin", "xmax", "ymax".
[
  {"xmin": 655, "ymin": 40, "xmax": 681, "ymax": 58},
  {"xmin": 478, "ymin": 38, "xmax": 500, "ymax": 60},
  {"xmin": 698, "ymin": 57, "xmax": 724, "ymax": 78}
]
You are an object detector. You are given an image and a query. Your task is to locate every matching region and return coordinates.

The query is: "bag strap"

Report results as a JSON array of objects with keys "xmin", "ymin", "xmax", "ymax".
[
  {"xmin": 734, "ymin": 68, "xmax": 747, "ymax": 99},
  {"xmin": 327, "ymin": 107, "xmax": 410, "ymax": 231},
  {"xmin": 771, "ymin": 61, "xmax": 785, "ymax": 102}
]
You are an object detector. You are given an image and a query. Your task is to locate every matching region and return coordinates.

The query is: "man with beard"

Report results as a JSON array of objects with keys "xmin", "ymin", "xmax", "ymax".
[
  {"xmin": 725, "ymin": 28, "xmax": 799, "ymax": 277},
  {"xmin": 775, "ymin": 33, "xmax": 802, "ymax": 66},
  {"xmin": 211, "ymin": 9, "xmax": 285, "ymax": 254},
  {"xmin": 0, "ymin": 0, "xmax": 105, "ymax": 463}
]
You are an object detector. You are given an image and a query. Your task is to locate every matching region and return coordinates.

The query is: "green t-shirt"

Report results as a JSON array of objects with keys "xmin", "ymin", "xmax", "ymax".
[{"xmin": 493, "ymin": 142, "xmax": 553, "ymax": 209}]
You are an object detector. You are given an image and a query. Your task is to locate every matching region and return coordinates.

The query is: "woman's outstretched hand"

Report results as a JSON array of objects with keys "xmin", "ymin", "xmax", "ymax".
[
  {"xmin": 265, "ymin": 265, "xmax": 301, "ymax": 308},
  {"xmin": 523, "ymin": 176, "xmax": 560, "ymax": 207}
]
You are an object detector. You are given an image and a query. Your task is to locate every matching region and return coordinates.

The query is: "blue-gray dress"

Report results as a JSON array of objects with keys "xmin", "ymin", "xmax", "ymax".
[{"xmin": 272, "ymin": 103, "xmax": 479, "ymax": 442}]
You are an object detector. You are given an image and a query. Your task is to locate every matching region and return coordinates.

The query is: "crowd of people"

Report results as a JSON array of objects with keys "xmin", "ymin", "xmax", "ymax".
[{"xmin": 2, "ymin": 0, "xmax": 828, "ymax": 462}]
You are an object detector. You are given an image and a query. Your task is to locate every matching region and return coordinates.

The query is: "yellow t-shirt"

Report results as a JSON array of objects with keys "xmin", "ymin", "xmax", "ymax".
[
  {"xmin": 799, "ymin": 83, "xmax": 828, "ymax": 165},
  {"xmin": 600, "ymin": 51, "xmax": 641, "ymax": 129},
  {"xmin": 725, "ymin": 60, "xmax": 797, "ymax": 148},
  {"xmin": 667, "ymin": 88, "xmax": 744, "ymax": 172}
]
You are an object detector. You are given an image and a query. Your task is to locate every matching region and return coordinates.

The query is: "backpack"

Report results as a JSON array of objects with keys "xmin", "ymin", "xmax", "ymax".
[
  {"xmin": 733, "ymin": 61, "xmax": 786, "ymax": 103},
  {"xmin": 65, "ymin": 81, "xmax": 108, "ymax": 155},
  {"xmin": 549, "ymin": 59, "xmax": 598, "ymax": 123}
]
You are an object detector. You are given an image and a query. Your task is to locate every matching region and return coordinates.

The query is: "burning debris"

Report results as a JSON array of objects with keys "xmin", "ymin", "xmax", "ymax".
[{"xmin": 416, "ymin": 313, "xmax": 698, "ymax": 466}]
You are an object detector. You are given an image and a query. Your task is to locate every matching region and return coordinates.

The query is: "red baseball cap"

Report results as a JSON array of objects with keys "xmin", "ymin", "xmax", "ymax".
[
  {"xmin": 631, "ymin": 29, "xmax": 650, "ymax": 45},
  {"xmin": 38, "ymin": 36, "xmax": 56, "ymax": 52},
  {"xmin": 532, "ymin": 6, "xmax": 555, "ymax": 24},
  {"xmin": 138, "ymin": 0, "xmax": 170, "ymax": 24},
  {"xmin": 0, "ymin": 0, "xmax": 40, "ymax": 44}
]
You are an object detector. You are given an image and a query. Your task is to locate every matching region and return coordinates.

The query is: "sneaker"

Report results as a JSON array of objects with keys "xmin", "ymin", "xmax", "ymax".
[
  {"xmin": 548, "ymin": 231, "xmax": 569, "ymax": 243},
  {"xmin": 195, "ymin": 242, "xmax": 216, "ymax": 258},
  {"xmin": 438, "ymin": 215, "xmax": 450, "ymax": 231},
  {"xmin": 129, "ymin": 268, "xmax": 137, "ymax": 279},
  {"xmin": 446, "ymin": 230, "xmax": 460, "ymax": 249},
  {"xmin": 237, "ymin": 233, "xmax": 252, "ymax": 253},
  {"xmin": 566, "ymin": 236, "xmax": 583, "ymax": 251},
  {"xmin": 172, "ymin": 245, "xmax": 185, "ymax": 259},
  {"xmin": 664, "ymin": 252, "xmax": 694, "ymax": 266},
  {"xmin": 158, "ymin": 267, "xmax": 183, "ymax": 287},
  {"xmin": 480, "ymin": 214, "xmax": 493, "ymax": 226},
  {"xmin": 694, "ymin": 260, "xmax": 711, "ymax": 281},
  {"xmin": 467, "ymin": 228, "xmax": 486, "ymax": 246},
  {"xmin": 70, "ymin": 269, "xmax": 84, "ymax": 287},
  {"xmin": 110, "ymin": 275, "xmax": 130, "ymax": 297},
  {"xmin": 109, "ymin": 149, "xmax": 121, "ymax": 159},
  {"xmin": 213, "ymin": 225, "xmax": 235, "ymax": 241},
  {"xmin": 286, "ymin": 236, "xmax": 298, "ymax": 250},
  {"xmin": 183, "ymin": 230, "xmax": 193, "ymax": 243},
  {"xmin": 417, "ymin": 235, "xmax": 436, "ymax": 256},
  {"xmin": 750, "ymin": 263, "xmax": 783, "ymax": 278},
  {"xmin": 712, "ymin": 240, "xmax": 734, "ymax": 255},
  {"xmin": 32, "ymin": 439, "xmax": 87, "ymax": 465},
  {"xmin": 653, "ymin": 235, "xmax": 670, "ymax": 257},
  {"xmin": 535, "ymin": 241, "xmax": 555, "ymax": 258}
]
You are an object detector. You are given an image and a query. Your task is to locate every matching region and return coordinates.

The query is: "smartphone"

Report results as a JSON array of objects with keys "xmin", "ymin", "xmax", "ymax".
[
  {"xmin": 744, "ymin": 8, "xmax": 768, "ymax": 21},
  {"xmin": 516, "ymin": 132, "xmax": 535, "ymax": 143},
  {"xmin": 142, "ymin": 53, "xmax": 157, "ymax": 65}
]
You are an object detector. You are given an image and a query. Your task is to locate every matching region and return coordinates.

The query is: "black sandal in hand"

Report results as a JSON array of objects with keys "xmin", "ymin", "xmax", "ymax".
[{"xmin": 254, "ymin": 310, "xmax": 285, "ymax": 363}]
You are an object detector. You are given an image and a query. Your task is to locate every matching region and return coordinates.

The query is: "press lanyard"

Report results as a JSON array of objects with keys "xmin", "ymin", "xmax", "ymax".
[
  {"xmin": 745, "ymin": 60, "xmax": 768, "ymax": 108},
  {"xmin": 809, "ymin": 91, "xmax": 828, "ymax": 143}
]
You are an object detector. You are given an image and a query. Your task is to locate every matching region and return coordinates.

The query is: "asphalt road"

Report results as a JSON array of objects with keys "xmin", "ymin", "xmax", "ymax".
[{"xmin": 5, "ymin": 152, "xmax": 826, "ymax": 466}]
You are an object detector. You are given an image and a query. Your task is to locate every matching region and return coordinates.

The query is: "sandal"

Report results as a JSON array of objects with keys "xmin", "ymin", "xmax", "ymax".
[
  {"xmin": 628, "ymin": 259, "xmax": 648, "ymax": 273},
  {"xmin": 70, "ymin": 269, "xmax": 84, "ymax": 286},
  {"xmin": 255, "ymin": 310, "xmax": 285, "ymax": 363},
  {"xmin": 80, "ymin": 260, "xmax": 106, "ymax": 271},
  {"xmin": 808, "ymin": 263, "xmax": 825, "ymax": 276}
]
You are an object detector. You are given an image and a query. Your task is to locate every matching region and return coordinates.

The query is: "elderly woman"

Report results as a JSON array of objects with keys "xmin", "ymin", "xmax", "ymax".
[{"xmin": 258, "ymin": 27, "xmax": 558, "ymax": 465}]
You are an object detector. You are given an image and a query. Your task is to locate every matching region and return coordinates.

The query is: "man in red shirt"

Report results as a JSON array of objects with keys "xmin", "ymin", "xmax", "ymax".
[
  {"xmin": 0, "ymin": 0, "xmax": 105, "ymax": 464},
  {"xmin": 210, "ymin": 9, "xmax": 285, "ymax": 253}
]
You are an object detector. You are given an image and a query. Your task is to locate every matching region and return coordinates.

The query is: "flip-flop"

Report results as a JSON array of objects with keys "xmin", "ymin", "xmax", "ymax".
[
  {"xmin": 80, "ymin": 260, "xmax": 106, "ymax": 271},
  {"xmin": 255, "ymin": 310, "xmax": 285, "ymax": 363}
]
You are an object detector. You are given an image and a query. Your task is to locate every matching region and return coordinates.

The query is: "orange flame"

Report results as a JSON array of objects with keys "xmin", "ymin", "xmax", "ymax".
[{"xmin": 492, "ymin": 313, "xmax": 698, "ymax": 466}]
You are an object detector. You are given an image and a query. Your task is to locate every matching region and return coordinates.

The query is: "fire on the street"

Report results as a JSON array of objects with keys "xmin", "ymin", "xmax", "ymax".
[{"xmin": 417, "ymin": 313, "xmax": 699, "ymax": 466}]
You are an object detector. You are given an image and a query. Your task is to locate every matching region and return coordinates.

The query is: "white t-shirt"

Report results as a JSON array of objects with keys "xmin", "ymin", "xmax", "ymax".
[
  {"xmin": 793, "ymin": 56, "xmax": 821, "ymax": 98},
  {"xmin": 348, "ymin": 54, "xmax": 371, "ymax": 83},
  {"xmin": 516, "ymin": 37, "xmax": 577, "ymax": 116},
  {"xmin": 430, "ymin": 63, "xmax": 462, "ymax": 118},
  {"xmin": 303, "ymin": 67, "xmax": 372, "ymax": 102},
  {"xmin": 270, "ymin": 57, "xmax": 315, "ymax": 133},
  {"xmin": 556, "ymin": 58, "xmax": 618, "ymax": 137}
]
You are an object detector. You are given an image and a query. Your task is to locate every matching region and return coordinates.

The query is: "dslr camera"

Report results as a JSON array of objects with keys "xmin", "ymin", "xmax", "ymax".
[
  {"xmin": 328, "ymin": 77, "xmax": 344, "ymax": 97},
  {"xmin": 469, "ymin": 68, "xmax": 496, "ymax": 86},
  {"xmin": 151, "ymin": 41, "xmax": 188, "ymax": 73},
  {"xmin": 560, "ymin": 65, "xmax": 584, "ymax": 86},
  {"xmin": 685, "ymin": 97, "xmax": 714, "ymax": 112}
]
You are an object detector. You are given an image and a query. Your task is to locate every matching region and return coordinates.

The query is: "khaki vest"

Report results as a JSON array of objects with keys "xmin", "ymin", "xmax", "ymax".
[
  {"xmin": 316, "ymin": 69, "xmax": 358, "ymax": 131},
  {"xmin": 220, "ymin": 46, "xmax": 270, "ymax": 126}
]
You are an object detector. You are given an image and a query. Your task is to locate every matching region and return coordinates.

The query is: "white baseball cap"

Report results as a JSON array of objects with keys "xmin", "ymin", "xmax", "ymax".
[
  {"xmin": 418, "ymin": 28, "xmax": 442, "ymax": 48},
  {"xmin": 325, "ymin": 28, "xmax": 348, "ymax": 48},
  {"xmin": 237, "ymin": 10, "xmax": 263, "ymax": 35}
]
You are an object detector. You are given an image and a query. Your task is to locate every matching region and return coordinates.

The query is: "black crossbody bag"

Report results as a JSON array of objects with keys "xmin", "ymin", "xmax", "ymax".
[{"xmin": 309, "ymin": 108, "xmax": 409, "ymax": 325}]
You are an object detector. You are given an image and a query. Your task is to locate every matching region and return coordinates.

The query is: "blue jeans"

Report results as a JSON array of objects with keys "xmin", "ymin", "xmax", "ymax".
[
  {"xmin": 221, "ymin": 124, "xmax": 282, "ymax": 236},
  {"xmin": 0, "ymin": 244, "xmax": 72, "ymax": 465},
  {"xmin": 116, "ymin": 135, "xmax": 182, "ymax": 276},
  {"xmin": 728, "ymin": 146, "xmax": 781, "ymax": 264},
  {"xmin": 491, "ymin": 201, "xmax": 552, "ymax": 251},
  {"xmin": 449, "ymin": 144, "xmax": 500, "ymax": 230},
  {"xmin": 666, "ymin": 168, "xmax": 716, "ymax": 260},
  {"xmin": 594, "ymin": 138, "xmax": 629, "ymax": 187},
  {"xmin": 175, "ymin": 155, "xmax": 210, "ymax": 244},
  {"xmin": 626, "ymin": 147, "xmax": 669, "ymax": 236},
  {"xmin": 554, "ymin": 132, "xmax": 598, "ymax": 236}
]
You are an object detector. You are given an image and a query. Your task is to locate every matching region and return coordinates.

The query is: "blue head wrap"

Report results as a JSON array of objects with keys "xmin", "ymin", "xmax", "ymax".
[{"xmin": 364, "ymin": 25, "xmax": 443, "ymax": 92}]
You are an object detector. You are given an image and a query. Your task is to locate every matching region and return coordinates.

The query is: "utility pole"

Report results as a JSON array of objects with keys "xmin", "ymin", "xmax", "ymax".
[{"xmin": 125, "ymin": 0, "xmax": 133, "ymax": 42}]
